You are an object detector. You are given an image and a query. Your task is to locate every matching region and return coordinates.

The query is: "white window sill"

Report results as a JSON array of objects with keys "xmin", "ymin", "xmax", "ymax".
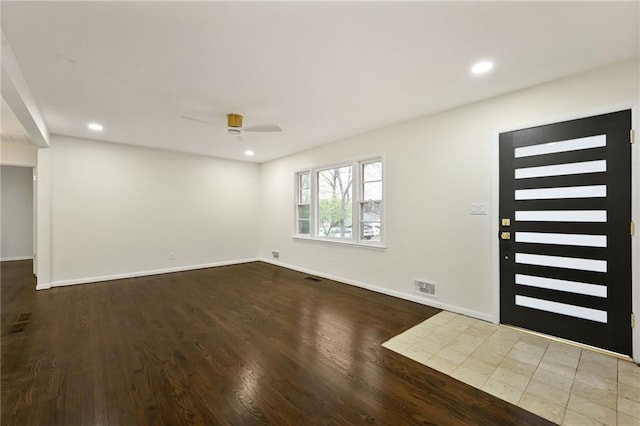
[{"xmin": 292, "ymin": 235, "xmax": 387, "ymax": 250}]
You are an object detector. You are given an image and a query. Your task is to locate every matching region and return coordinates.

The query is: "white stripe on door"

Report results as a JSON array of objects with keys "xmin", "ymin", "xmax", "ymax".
[
  {"xmin": 515, "ymin": 232, "xmax": 607, "ymax": 247},
  {"xmin": 515, "ymin": 295, "xmax": 607, "ymax": 323},
  {"xmin": 515, "ymin": 253, "xmax": 607, "ymax": 273},
  {"xmin": 515, "ymin": 210, "xmax": 607, "ymax": 222},
  {"xmin": 515, "ymin": 274, "xmax": 607, "ymax": 298},
  {"xmin": 514, "ymin": 134, "xmax": 606, "ymax": 158},
  {"xmin": 515, "ymin": 160, "xmax": 606, "ymax": 179},
  {"xmin": 515, "ymin": 185, "xmax": 606, "ymax": 200}
]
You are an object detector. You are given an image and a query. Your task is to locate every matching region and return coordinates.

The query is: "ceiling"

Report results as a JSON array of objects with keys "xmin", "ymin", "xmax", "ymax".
[{"xmin": 1, "ymin": 1, "xmax": 638, "ymax": 163}]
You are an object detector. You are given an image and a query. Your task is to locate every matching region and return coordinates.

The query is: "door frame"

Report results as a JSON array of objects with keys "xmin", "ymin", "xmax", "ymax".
[
  {"xmin": 491, "ymin": 103, "xmax": 639, "ymax": 362},
  {"xmin": 0, "ymin": 160, "xmax": 37, "ymax": 273}
]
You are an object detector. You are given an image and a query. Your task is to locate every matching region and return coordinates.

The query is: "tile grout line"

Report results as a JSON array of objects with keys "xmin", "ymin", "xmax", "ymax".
[
  {"xmin": 515, "ymin": 339, "xmax": 546, "ymax": 408},
  {"xmin": 558, "ymin": 347, "xmax": 581, "ymax": 425}
]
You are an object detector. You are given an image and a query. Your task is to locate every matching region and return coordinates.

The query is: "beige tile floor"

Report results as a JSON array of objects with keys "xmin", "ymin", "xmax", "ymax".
[{"xmin": 383, "ymin": 311, "xmax": 640, "ymax": 425}]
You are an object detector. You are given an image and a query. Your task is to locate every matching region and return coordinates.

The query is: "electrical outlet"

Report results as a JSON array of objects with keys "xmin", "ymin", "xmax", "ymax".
[
  {"xmin": 168, "ymin": 251, "xmax": 174, "ymax": 260},
  {"xmin": 272, "ymin": 251, "xmax": 280, "ymax": 259}
]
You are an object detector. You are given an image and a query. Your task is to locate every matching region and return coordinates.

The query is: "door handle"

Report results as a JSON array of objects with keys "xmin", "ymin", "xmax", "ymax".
[{"xmin": 500, "ymin": 232, "xmax": 511, "ymax": 240}]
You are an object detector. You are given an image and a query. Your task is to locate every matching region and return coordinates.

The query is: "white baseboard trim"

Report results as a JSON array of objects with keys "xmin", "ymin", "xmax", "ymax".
[
  {"xmin": 36, "ymin": 258, "xmax": 261, "ymax": 291},
  {"xmin": 1, "ymin": 255, "xmax": 33, "ymax": 262},
  {"xmin": 36, "ymin": 282, "xmax": 50, "ymax": 290},
  {"xmin": 260, "ymin": 258, "xmax": 494, "ymax": 323}
]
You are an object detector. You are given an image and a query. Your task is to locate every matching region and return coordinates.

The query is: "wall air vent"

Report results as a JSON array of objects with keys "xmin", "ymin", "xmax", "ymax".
[{"xmin": 414, "ymin": 279, "xmax": 437, "ymax": 298}]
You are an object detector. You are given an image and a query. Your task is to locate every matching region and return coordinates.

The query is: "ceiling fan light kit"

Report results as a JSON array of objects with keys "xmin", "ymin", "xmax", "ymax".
[
  {"xmin": 226, "ymin": 113, "xmax": 243, "ymax": 135},
  {"xmin": 226, "ymin": 113, "xmax": 243, "ymax": 128}
]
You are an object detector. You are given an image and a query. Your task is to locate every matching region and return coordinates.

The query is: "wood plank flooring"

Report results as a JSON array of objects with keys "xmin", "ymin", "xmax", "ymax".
[{"xmin": 1, "ymin": 260, "xmax": 551, "ymax": 425}]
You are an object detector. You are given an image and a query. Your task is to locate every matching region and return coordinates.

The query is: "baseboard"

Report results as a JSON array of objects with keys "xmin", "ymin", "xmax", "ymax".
[
  {"xmin": 37, "ymin": 258, "xmax": 261, "ymax": 291},
  {"xmin": 259, "ymin": 258, "xmax": 494, "ymax": 323},
  {"xmin": 1, "ymin": 255, "xmax": 33, "ymax": 262},
  {"xmin": 36, "ymin": 282, "xmax": 51, "ymax": 290}
]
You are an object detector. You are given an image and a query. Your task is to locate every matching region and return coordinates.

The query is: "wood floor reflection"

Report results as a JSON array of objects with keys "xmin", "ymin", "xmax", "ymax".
[{"xmin": 1, "ymin": 260, "xmax": 551, "ymax": 425}]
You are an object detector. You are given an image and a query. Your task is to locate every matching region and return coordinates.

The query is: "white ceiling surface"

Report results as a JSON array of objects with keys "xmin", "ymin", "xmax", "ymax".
[{"xmin": 1, "ymin": 2, "xmax": 638, "ymax": 163}]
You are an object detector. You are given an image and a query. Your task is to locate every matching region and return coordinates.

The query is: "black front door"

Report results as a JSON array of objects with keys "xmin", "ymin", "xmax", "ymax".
[{"xmin": 499, "ymin": 110, "xmax": 632, "ymax": 356}]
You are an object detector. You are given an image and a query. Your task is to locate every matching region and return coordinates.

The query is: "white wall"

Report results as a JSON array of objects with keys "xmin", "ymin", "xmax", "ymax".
[
  {"xmin": 1, "ymin": 165, "xmax": 33, "ymax": 260},
  {"xmin": 259, "ymin": 59, "xmax": 639, "ymax": 325},
  {"xmin": 39, "ymin": 135, "xmax": 260, "ymax": 286}
]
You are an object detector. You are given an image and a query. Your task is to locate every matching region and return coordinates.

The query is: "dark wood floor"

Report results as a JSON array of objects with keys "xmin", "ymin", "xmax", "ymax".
[{"xmin": 1, "ymin": 260, "xmax": 550, "ymax": 425}]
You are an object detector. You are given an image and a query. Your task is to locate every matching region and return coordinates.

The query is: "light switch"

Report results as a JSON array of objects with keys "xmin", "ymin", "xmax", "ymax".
[{"xmin": 470, "ymin": 203, "xmax": 488, "ymax": 215}]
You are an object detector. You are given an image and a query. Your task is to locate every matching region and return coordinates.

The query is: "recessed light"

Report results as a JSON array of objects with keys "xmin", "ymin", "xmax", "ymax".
[
  {"xmin": 244, "ymin": 150, "xmax": 254, "ymax": 157},
  {"xmin": 87, "ymin": 123, "xmax": 103, "ymax": 131},
  {"xmin": 471, "ymin": 60, "xmax": 494, "ymax": 75}
]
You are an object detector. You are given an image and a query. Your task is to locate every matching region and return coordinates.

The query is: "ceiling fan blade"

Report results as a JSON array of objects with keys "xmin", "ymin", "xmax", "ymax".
[
  {"xmin": 181, "ymin": 115, "xmax": 216, "ymax": 125},
  {"xmin": 242, "ymin": 123, "xmax": 282, "ymax": 133}
]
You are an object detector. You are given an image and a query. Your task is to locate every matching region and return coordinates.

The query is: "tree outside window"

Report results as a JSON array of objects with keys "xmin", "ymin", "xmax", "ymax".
[{"xmin": 317, "ymin": 166, "xmax": 352, "ymax": 238}]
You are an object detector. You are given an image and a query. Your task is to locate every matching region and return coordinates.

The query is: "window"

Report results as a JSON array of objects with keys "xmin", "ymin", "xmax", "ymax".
[
  {"xmin": 296, "ymin": 172, "xmax": 310, "ymax": 235},
  {"xmin": 360, "ymin": 160, "xmax": 382, "ymax": 242},
  {"xmin": 295, "ymin": 157, "xmax": 383, "ymax": 246}
]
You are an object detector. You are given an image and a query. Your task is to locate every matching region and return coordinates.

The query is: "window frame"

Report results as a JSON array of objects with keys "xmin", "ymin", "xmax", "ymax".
[
  {"xmin": 359, "ymin": 159, "xmax": 383, "ymax": 244},
  {"xmin": 295, "ymin": 171, "xmax": 311, "ymax": 236},
  {"xmin": 293, "ymin": 155, "xmax": 385, "ymax": 249}
]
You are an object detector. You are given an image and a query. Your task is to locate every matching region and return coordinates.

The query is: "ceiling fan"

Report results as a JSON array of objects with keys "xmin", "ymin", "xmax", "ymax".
[{"xmin": 182, "ymin": 113, "xmax": 282, "ymax": 136}]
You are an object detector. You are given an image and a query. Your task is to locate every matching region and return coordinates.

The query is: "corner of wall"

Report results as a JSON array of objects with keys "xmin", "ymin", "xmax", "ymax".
[{"xmin": 35, "ymin": 147, "xmax": 51, "ymax": 288}]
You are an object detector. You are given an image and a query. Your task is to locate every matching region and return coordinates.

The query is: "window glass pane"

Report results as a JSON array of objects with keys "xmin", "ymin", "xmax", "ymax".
[
  {"xmin": 361, "ymin": 201, "xmax": 381, "ymax": 222},
  {"xmin": 361, "ymin": 222, "xmax": 381, "ymax": 241},
  {"xmin": 298, "ymin": 220, "xmax": 310, "ymax": 234},
  {"xmin": 299, "ymin": 188, "xmax": 310, "ymax": 204},
  {"xmin": 300, "ymin": 173, "xmax": 310, "ymax": 189},
  {"xmin": 327, "ymin": 225, "xmax": 352, "ymax": 239},
  {"xmin": 317, "ymin": 166, "xmax": 352, "ymax": 238},
  {"xmin": 363, "ymin": 182, "xmax": 382, "ymax": 201},
  {"xmin": 297, "ymin": 204, "xmax": 310, "ymax": 219},
  {"xmin": 363, "ymin": 161, "xmax": 382, "ymax": 182}
]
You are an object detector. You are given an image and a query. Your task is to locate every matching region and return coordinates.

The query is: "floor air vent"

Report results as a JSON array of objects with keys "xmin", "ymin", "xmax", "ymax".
[
  {"xmin": 414, "ymin": 279, "xmax": 437, "ymax": 298},
  {"xmin": 304, "ymin": 276, "xmax": 322, "ymax": 282},
  {"xmin": 9, "ymin": 312, "xmax": 31, "ymax": 334}
]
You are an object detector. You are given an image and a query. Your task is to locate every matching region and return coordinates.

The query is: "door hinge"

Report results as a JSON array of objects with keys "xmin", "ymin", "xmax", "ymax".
[
  {"xmin": 631, "ymin": 129, "xmax": 635, "ymax": 144},
  {"xmin": 632, "ymin": 221, "xmax": 636, "ymax": 237},
  {"xmin": 632, "ymin": 313, "xmax": 636, "ymax": 328}
]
